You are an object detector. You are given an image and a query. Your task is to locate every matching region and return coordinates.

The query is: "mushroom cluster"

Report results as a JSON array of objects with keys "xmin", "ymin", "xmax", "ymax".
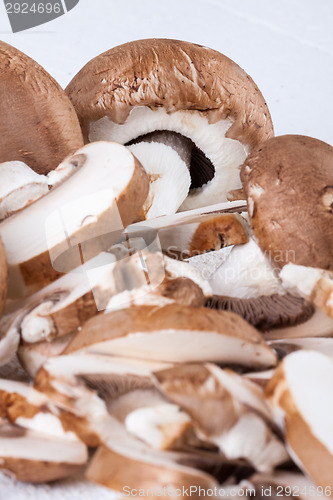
[{"xmin": 0, "ymin": 38, "xmax": 332, "ymax": 495}]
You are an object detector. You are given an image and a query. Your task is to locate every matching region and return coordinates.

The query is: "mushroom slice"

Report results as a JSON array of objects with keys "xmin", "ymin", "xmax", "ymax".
[
  {"xmin": 18, "ymin": 333, "xmax": 75, "ymax": 378},
  {"xmin": 0, "ymin": 419, "xmax": 87, "ymax": 483},
  {"xmin": 0, "ymin": 41, "xmax": 83, "ymax": 174},
  {"xmin": 264, "ymin": 308, "xmax": 333, "ymax": 340},
  {"xmin": 240, "ymin": 135, "xmax": 333, "ymax": 271},
  {"xmin": 207, "ymin": 239, "xmax": 315, "ymax": 330},
  {"xmin": 105, "ymin": 251, "xmax": 211, "ymax": 311},
  {"xmin": 269, "ymin": 338, "xmax": 333, "ymax": 360},
  {"xmin": 154, "ymin": 363, "xmax": 287, "ymax": 472},
  {"xmin": 66, "ymin": 39, "xmax": 273, "ymax": 212},
  {"xmin": 0, "ymin": 161, "xmax": 49, "ymax": 220},
  {"xmin": 86, "ymin": 418, "xmax": 219, "ymax": 494},
  {"xmin": 0, "ymin": 379, "xmax": 79, "ymax": 441},
  {"xmin": 266, "ymin": 350, "xmax": 333, "ymax": 487},
  {"xmin": 64, "ymin": 304, "xmax": 277, "ymax": 368},
  {"xmin": 280, "ymin": 264, "xmax": 333, "ymax": 319},
  {"xmin": 34, "ymin": 353, "xmax": 171, "ymax": 446},
  {"xmin": 0, "ymin": 141, "xmax": 149, "ymax": 298}
]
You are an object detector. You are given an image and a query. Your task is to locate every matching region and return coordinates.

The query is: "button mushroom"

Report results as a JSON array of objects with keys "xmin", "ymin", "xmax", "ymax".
[
  {"xmin": 66, "ymin": 39, "xmax": 273, "ymax": 216},
  {"xmin": 0, "ymin": 41, "xmax": 84, "ymax": 175},
  {"xmin": 240, "ymin": 135, "xmax": 333, "ymax": 271}
]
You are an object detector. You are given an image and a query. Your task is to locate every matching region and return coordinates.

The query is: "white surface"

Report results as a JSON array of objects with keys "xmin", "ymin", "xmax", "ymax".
[{"xmin": 0, "ymin": 0, "xmax": 332, "ymax": 496}]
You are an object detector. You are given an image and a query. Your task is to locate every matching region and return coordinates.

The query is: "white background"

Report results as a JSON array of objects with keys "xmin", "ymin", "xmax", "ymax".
[{"xmin": 0, "ymin": 0, "xmax": 332, "ymax": 497}]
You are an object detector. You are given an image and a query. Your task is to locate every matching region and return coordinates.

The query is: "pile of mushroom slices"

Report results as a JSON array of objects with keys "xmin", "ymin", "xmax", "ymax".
[{"xmin": 0, "ymin": 38, "xmax": 332, "ymax": 495}]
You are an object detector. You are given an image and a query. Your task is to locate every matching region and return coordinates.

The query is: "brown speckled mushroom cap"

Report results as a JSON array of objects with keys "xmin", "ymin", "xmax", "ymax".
[
  {"xmin": 0, "ymin": 41, "xmax": 84, "ymax": 175},
  {"xmin": 240, "ymin": 135, "xmax": 333, "ymax": 270},
  {"xmin": 66, "ymin": 38, "xmax": 273, "ymax": 147}
]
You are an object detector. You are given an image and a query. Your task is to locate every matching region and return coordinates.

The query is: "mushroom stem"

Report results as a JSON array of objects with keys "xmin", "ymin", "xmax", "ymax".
[{"xmin": 127, "ymin": 131, "xmax": 193, "ymax": 219}]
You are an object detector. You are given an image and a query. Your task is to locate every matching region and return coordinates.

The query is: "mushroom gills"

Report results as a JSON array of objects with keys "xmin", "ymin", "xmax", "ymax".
[
  {"xmin": 206, "ymin": 239, "xmax": 315, "ymax": 330},
  {"xmin": 207, "ymin": 294, "xmax": 314, "ymax": 331}
]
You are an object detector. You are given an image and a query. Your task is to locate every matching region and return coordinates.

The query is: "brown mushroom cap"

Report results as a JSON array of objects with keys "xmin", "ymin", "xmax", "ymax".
[
  {"xmin": 0, "ymin": 41, "xmax": 84, "ymax": 174},
  {"xmin": 66, "ymin": 38, "xmax": 273, "ymax": 147},
  {"xmin": 240, "ymin": 135, "xmax": 333, "ymax": 270}
]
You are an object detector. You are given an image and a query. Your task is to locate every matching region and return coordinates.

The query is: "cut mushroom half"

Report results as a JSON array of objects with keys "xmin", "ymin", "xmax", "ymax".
[
  {"xmin": 0, "ymin": 141, "xmax": 149, "ymax": 298},
  {"xmin": 64, "ymin": 303, "xmax": 277, "ymax": 368},
  {"xmin": 240, "ymin": 135, "xmax": 333, "ymax": 270},
  {"xmin": 266, "ymin": 350, "xmax": 333, "ymax": 487},
  {"xmin": 207, "ymin": 239, "xmax": 314, "ymax": 330},
  {"xmin": 66, "ymin": 39, "xmax": 273, "ymax": 214},
  {"xmin": 0, "ymin": 419, "xmax": 87, "ymax": 483},
  {"xmin": 154, "ymin": 363, "xmax": 288, "ymax": 472},
  {"xmin": 0, "ymin": 41, "xmax": 83, "ymax": 175},
  {"xmin": 280, "ymin": 264, "xmax": 333, "ymax": 319}
]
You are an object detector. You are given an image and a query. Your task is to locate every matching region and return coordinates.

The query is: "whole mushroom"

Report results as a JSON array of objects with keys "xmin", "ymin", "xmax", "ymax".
[
  {"xmin": 0, "ymin": 41, "xmax": 84, "ymax": 175},
  {"xmin": 66, "ymin": 38, "xmax": 273, "ymax": 217}
]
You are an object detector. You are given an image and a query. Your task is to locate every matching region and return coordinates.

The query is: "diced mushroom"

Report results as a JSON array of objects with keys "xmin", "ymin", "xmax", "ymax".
[
  {"xmin": 0, "ymin": 41, "xmax": 83, "ymax": 175},
  {"xmin": 0, "ymin": 141, "xmax": 149, "ymax": 298},
  {"xmin": 266, "ymin": 350, "xmax": 333, "ymax": 487},
  {"xmin": 66, "ymin": 39, "xmax": 273, "ymax": 215},
  {"xmin": 64, "ymin": 304, "xmax": 277, "ymax": 368}
]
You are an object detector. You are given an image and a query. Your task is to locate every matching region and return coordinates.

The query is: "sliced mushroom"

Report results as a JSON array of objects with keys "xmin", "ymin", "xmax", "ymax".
[
  {"xmin": 240, "ymin": 135, "xmax": 333, "ymax": 271},
  {"xmin": 18, "ymin": 333, "xmax": 75, "ymax": 377},
  {"xmin": 34, "ymin": 353, "xmax": 171, "ymax": 447},
  {"xmin": 64, "ymin": 304, "xmax": 277, "ymax": 368},
  {"xmin": 66, "ymin": 39, "xmax": 273, "ymax": 215},
  {"xmin": 264, "ymin": 308, "xmax": 333, "ymax": 340},
  {"xmin": 269, "ymin": 338, "xmax": 333, "ymax": 360},
  {"xmin": 0, "ymin": 161, "xmax": 49, "ymax": 221},
  {"xmin": 207, "ymin": 239, "xmax": 314, "ymax": 330},
  {"xmin": 0, "ymin": 41, "xmax": 83, "ymax": 175},
  {"xmin": 154, "ymin": 363, "xmax": 287, "ymax": 472},
  {"xmin": 0, "ymin": 379, "xmax": 78, "ymax": 442},
  {"xmin": 266, "ymin": 350, "xmax": 333, "ymax": 487},
  {"xmin": 86, "ymin": 418, "xmax": 219, "ymax": 494},
  {"xmin": 0, "ymin": 141, "xmax": 149, "ymax": 298},
  {"xmin": 0, "ymin": 419, "xmax": 87, "ymax": 483},
  {"xmin": 2, "ymin": 244, "xmax": 210, "ymax": 350},
  {"xmin": 280, "ymin": 264, "xmax": 333, "ymax": 319}
]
